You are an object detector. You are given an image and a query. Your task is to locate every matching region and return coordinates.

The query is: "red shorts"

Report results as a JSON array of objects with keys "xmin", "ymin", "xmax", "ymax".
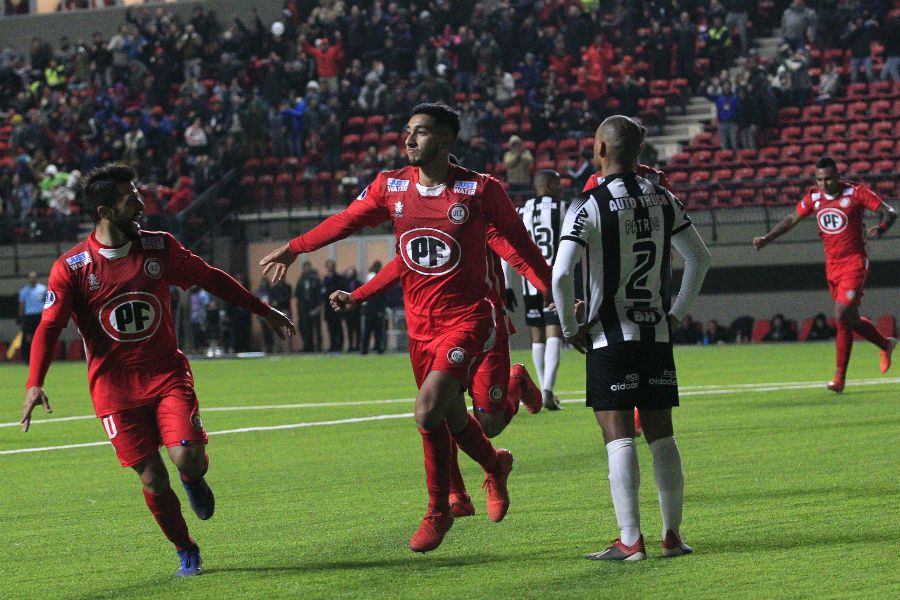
[
  {"xmin": 99, "ymin": 386, "xmax": 208, "ymax": 467},
  {"xmin": 408, "ymin": 323, "xmax": 495, "ymax": 390},
  {"xmin": 826, "ymin": 258, "xmax": 868, "ymax": 306},
  {"xmin": 469, "ymin": 326, "xmax": 510, "ymax": 414}
]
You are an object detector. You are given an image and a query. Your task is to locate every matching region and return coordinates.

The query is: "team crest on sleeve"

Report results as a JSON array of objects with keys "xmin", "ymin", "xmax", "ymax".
[
  {"xmin": 399, "ymin": 228, "xmax": 461, "ymax": 275},
  {"xmin": 447, "ymin": 203, "xmax": 469, "ymax": 224},
  {"xmin": 99, "ymin": 291, "xmax": 163, "ymax": 342},
  {"xmin": 141, "ymin": 236, "xmax": 166, "ymax": 250},
  {"xmin": 356, "ymin": 185, "xmax": 369, "ymax": 201},
  {"xmin": 66, "ymin": 251, "xmax": 92, "ymax": 270},
  {"xmin": 43, "ymin": 290, "xmax": 56, "ymax": 310},
  {"xmin": 191, "ymin": 412, "xmax": 205, "ymax": 431},
  {"xmin": 489, "ymin": 385, "xmax": 505, "ymax": 403},
  {"xmin": 453, "ymin": 180, "xmax": 477, "ymax": 196},
  {"xmin": 840, "ymin": 198, "xmax": 850, "ymax": 208},
  {"xmin": 387, "ymin": 178, "xmax": 410, "ymax": 192},
  {"xmin": 447, "ymin": 347, "xmax": 467, "ymax": 365},
  {"xmin": 144, "ymin": 258, "xmax": 163, "ymax": 279}
]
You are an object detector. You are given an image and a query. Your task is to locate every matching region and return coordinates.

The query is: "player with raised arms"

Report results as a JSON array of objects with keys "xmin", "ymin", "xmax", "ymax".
[
  {"xmin": 20, "ymin": 163, "xmax": 295, "ymax": 576},
  {"xmin": 260, "ymin": 103, "xmax": 551, "ymax": 552},
  {"xmin": 753, "ymin": 156, "xmax": 896, "ymax": 392}
]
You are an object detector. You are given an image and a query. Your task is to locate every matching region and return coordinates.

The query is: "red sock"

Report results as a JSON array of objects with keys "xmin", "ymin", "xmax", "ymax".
[
  {"xmin": 835, "ymin": 321, "xmax": 853, "ymax": 379},
  {"xmin": 854, "ymin": 317, "xmax": 889, "ymax": 350},
  {"xmin": 143, "ymin": 486, "xmax": 193, "ymax": 550},
  {"xmin": 180, "ymin": 453, "xmax": 209, "ymax": 484},
  {"xmin": 450, "ymin": 413, "xmax": 498, "ymax": 473},
  {"xmin": 448, "ymin": 441, "xmax": 466, "ymax": 496},
  {"xmin": 420, "ymin": 423, "xmax": 451, "ymax": 512}
]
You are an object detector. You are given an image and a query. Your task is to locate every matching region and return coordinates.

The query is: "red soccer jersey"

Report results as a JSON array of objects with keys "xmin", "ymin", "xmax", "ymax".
[
  {"xmin": 581, "ymin": 164, "xmax": 671, "ymax": 193},
  {"xmin": 27, "ymin": 231, "xmax": 269, "ymax": 416},
  {"xmin": 796, "ymin": 181, "xmax": 884, "ymax": 262},
  {"xmin": 289, "ymin": 164, "xmax": 550, "ymax": 340}
]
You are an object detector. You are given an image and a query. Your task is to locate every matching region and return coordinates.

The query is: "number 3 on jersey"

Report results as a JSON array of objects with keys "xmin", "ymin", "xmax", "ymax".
[{"xmin": 625, "ymin": 240, "xmax": 657, "ymax": 301}]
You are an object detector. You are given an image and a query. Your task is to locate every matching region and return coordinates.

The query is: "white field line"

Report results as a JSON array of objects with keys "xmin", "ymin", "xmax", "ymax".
[{"xmin": 2, "ymin": 377, "xmax": 898, "ymax": 457}]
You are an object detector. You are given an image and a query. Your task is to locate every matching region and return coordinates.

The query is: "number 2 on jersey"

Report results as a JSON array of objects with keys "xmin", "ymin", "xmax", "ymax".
[{"xmin": 625, "ymin": 240, "xmax": 656, "ymax": 301}]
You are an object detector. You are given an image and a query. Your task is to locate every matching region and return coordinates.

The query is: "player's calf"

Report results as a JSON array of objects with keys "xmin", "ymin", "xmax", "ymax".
[{"xmin": 474, "ymin": 410, "xmax": 507, "ymax": 438}]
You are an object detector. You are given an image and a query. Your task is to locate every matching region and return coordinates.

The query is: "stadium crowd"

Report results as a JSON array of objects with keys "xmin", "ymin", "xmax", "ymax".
[{"xmin": 1, "ymin": 0, "xmax": 786, "ymax": 239}]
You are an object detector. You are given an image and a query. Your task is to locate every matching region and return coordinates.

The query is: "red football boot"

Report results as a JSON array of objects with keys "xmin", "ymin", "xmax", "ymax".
[
  {"xmin": 662, "ymin": 530, "xmax": 693, "ymax": 557},
  {"xmin": 881, "ymin": 338, "xmax": 896, "ymax": 374},
  {"xmin": 483, "ymin": 449, "xmax": 514, "ymax": 522},
  {"xmin": 585, "ymin": 536, "xmax": 647, "ymax": 561},
  {"xmin": 827, "ymin": 376, "xmax": 845, "ymax": 393},
  {"xmin": 409, "ymin": 510, "xmax": 454, "ymax": 553},
  {"xmin": 449, "ymin": 492, "xmax": 475, "ymax": 518},
  {"xmin": 510, "ymin": 363, "xmax": 542, "ymax": 414}
]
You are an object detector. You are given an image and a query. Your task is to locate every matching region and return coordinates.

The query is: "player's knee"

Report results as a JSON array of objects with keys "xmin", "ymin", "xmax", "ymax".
[
  {"xmin": 136, "ymin": 463, "xmax": 170, "ymax": 493},
  {"xmin": 476, "ymin": 412, "xmax": 506, "ymax": 438},
  {"xmin": 415, "ymin": 406, "xmax": 441, "ymax": 430}
]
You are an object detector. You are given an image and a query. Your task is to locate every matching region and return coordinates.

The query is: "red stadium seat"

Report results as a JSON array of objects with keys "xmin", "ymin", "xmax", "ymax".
[
  {"xmin": 67, "ymin": 339, "xmax": 85, "ymax": 361},
  {"xmin": 734, "ymin": 167, "xmax": 755, "ymax": 180},
  {"xmin": 536, "ymin": 159, "xmax": 555, "ymax": 171},
  {"xmin": 802, "ymin": 143, "xmax": 826, "ymax": 161},
  {"xmin": 891, "ymin": 98, "xmax": 900, "ymax": 117},
  {"xmin": 690, "ymin": 170, "xmax": 711, "ymax": 183},
  {"xmin": 849, "ymin": 160, "xmax": 872, "ymax": 175},
  {"xmin": 847, "ymin": 122, "xmax": 869, "ymax": 140},
  {"xmin": 848, "ymin": 140, "xmax": 870, "ymax": 158},
  {"xmin": 873, "ymin": 159, "xmax": 895, "ymax": 173},
  {"xmin": 779, "ymin": 165, "xmax": 803, "ymax": 178},
  {"xmin": 824, "ymin": 123, "xmax": 847, "ymax": 140},
  {"xmin": 828, "ymin": 141, "xmax": 848, "ymax": 156},
  {"xmin": 823, "ymin": 103, "xmax": 846, "ymax": 123},
  {"xmin": 380, "ymin": 131, "xmax": 401, "ymax": 148},
  {"xmin": 691, "ymin": 150, "xmax": 713, "ymax": 166},
  {"xmin": 713, "ymin": 149, "xmax": 735, "ymax": 164},
  {"xmin": 758, "ymin": 166, "xmax": 778, "ymax": 179},
  {"xmin": 846, "ymin": 82, "xmax": 868, "ymax": 98},
  {"xmin": 668, "ymin": 153, "xmax": 690, "ymax": 167},
  {"xmin": 262, "ymin": 157, "xmax": 279, "ymax": 173},
  {"xmin": 735, "ymin": 149, "xmax": 756, "ymax": 164},
  {"xmin": 273, "ymin": 172, "xmax": 292, "ymax": 207},
  {"xmin": 870, "ymin": 100, "xmax": 891, "ymax": 118},
  {"xmin": 345, "ymin": 116, "xmax": 366, "ymax": 133},
  {"xmin": 778, "ymin": 107, "xmax": 801, "ymax": 123},
  {"xmin": 780, "ymin": 126, "xmax": 802, "ymax": 142},
  {"xmin": 875, "ymin": 179, "xmax": 895, "ymax": 197},
  {"xmin": 801, "ymin": 125, "xmax": 824, "ymax": 143},
  {"xmin": 536, "ymin": 139, "xmax": 557, "ymax": 157},
  {"xmin": 667, "ymin": 170, "xmax": 689, "ymax": 184},
  {"xmin": 692, "ymin": 131, "xmax": 717, "ymax": 148},
  {"xmin": 365, "ymin": 115, "xmax": 386, "ymax": 130},
  {"xmin": 871, "ymin": 120, "xmax": 892, "ymax": 138},
  {"xmin": 780, "ymin": 145, "xmax": 803, "ymax": 163},
  {"xmin": 558, "ymin": 138, "xmax": 578, "ymax": 154},
  {"xmin": 500, "ymin": 122, "xmax": 519, "ymax": 135},
  {"xmin": 342, "ymin": 134, "xmax": 362, "ymax": 150},
  {"xmin": 751, "ymin": 319, "xmax": 771, "ymax": 342},
  {"xmin": 757, "ymin": 147, "xmax": 780, "ymax": 165},
  {"xmin": 869, "ymin": 81, "xmax": 892, "ymax": 98},
  {"xmin": 361, "ymin": 131, "xmax": 380, "ymax": 146},
  {"xmin": 711, "ymin": 188, "xmax": 732, "ymax": 208},
  {"xmin": 846, "ymin": 102, "xmax": 868, "ymax": 120},
  {"xmin": 712, "ymin": 168, "xmax": 733, "ymax": 182},
  {"xmin": 801, "ymin": 104, "xmax": 824, "ymax": 123},
  {"xmin": 686, "ymin": 189, "xmax": 710, "ymax": 209}
]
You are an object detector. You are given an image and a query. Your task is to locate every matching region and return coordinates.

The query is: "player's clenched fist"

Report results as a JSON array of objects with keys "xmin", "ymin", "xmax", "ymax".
[
  {"xmin": 259, "ymin": 243, "xmax": 297, "ymax": 284},
  {"xmin": 329, "ymin": 290, "xmax": 358, "ymax": 312},
  {"xmin": 21, "ymin": 386, "xmax": 52, "ymax": 432}
]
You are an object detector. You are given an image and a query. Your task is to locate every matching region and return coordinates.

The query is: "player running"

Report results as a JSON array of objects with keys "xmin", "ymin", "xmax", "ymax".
[
  {"xmin": 753, "ymin": 156, "xmax": 897, "ymax": 392},
  {"xmin": 20, "ymin": 164, "xmax": 295, "ymax": 577},
  {"xmin": 329, "ymin": 227, "xmax": 546, "ymax": 517},
  {"xmin": 260, "ymin": 103, "xmax": 551, "ymax": 552},
  {"xmin": 553, "ymin": 116, "xmax": 711, "ymax": 561}
]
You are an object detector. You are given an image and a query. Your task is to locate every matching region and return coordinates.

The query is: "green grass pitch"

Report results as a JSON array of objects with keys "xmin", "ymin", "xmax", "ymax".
[{"xmin": 1, "ymin": 343, "xmax": 899, "ymax": 599}]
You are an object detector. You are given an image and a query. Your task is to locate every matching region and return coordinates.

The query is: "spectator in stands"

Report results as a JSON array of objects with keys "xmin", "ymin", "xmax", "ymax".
[
  {"xmin": 189, "ymin": 285, "xmax": 210, "ymax": 354},
  {"xmin": 567, "ymin": 150, "xmax": 593, "ymax": 192},
  {"xmin": 736, "ymin": 84, "xmax": 762, "ymax": 150},
  {"xmin": 703, "ymin": 320, "xmax": 728, "ymax": 345},
  {"xmin": 361, "ymin": 260, "xmax": 387, "ymax": 355},
  {"xmin": 841, "ymin": 14, "xmax": 878, "ymax": 83},
  {"xmin": 815, "ymin": 60, "xmax": 843, "ymax": 104},
  {"xmin": 764, "ymin": 313, "xmax": 797, "ymax": 342},
  {"xmin": 705, "ymin": 15, "xmax": 733, "ymax": 74},
  {"xmin": 880, "ymin": 12, "xmax": 900, "ymax": 82},
  {"xmin": 322, "ymin": 259, "xmax": 344, "ymax": 353},
  {"xmin": 730, "ymin": 316, "xmax": 754, "ymax": 343},
  {"xmin": 807, "ymin": 313, "xmax": 836, "ymax": 341},
  {"xmin": 672, "ymin": 315, "xmax": 702, "ymax": 345},
  {"xmin": 183, "ymin": 117, "xmax": 209, "ymax": 157},
  {"xmin": 673, "ymin": 11, "xmax": 698, "ymax": 89},
  {"xmin": 357, "ymin": 72, "xmax": 387, "ymax": 114},
  {"xmin": 724, "ymin": 0, "xmax": 751, "ymax": 56},
  {"xmin": 503, "ymin": 135, "xmax": 534, "ymax": 191},
  {"xmin": 343, "ymin": 266, "xmax": 363, "ymax": 352},
  {"xmin": 781, "ymin": 0, "xmax": 817, "ymax": 50},
  {"xmin": 295, "ymin": 262, "xmax": 323, "ymax": 353},
  {"xmin": 648, "ymin": 20, "xmax": 673, "ymax": 80},
  {"xmin": 706, "ymin": 77, "xmax": 740, "ymax": 151},
  {"xmin": 18, "ymin": 271, "xmax": 46, "ymax": 365}
]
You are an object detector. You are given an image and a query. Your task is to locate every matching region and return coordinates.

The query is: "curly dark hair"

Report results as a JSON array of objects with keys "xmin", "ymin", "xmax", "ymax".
[{"xmin": 81, "ymin": 163, "xmax": 137, "ymax": 223}]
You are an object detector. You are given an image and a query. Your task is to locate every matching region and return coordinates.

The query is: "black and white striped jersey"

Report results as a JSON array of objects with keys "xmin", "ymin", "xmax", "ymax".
[
  {"xmin": 517, "ymin": 195, "xmax": 567, "ymax": 296},
  {"xmin": 559, "ymin": 173, "xmax": 692, "ymax": 348}
]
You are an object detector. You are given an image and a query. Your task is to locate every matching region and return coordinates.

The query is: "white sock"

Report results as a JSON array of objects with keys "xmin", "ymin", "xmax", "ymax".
[
  {"xmin": 543, "ymin": 337, "xmax": 562, "ymax": 392},
  {"xmin": 531, "ymin": 343, "xmax": 545, "ymax": 389},
  {"xmin": 650, "ymin": 436, "xmax": 684, "ymax": 539},
  {"xmin": 606, "ymin": 437, "xmax": 641, "ymax": 546}
]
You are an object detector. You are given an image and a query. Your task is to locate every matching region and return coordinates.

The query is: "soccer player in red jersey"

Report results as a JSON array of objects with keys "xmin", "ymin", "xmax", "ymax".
[
  {"xmin": 328, "ymin": 227, "xmax": 546, "ymax": 517},
  {"xmin": 260, "ymin": 103, "xmax": 551, "ymax": 552},
  {"xmin": 20, "ymin": 164, "xmax": 295, "ymax": 576},
  {"xmin": 753, "ymin": 156, "xmax": 897, "ymax": 392}
]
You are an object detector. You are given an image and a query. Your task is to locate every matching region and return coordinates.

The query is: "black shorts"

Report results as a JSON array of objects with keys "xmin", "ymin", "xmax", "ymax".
[
  {"xmin": 586, "ymin": 341, "xmax": 679, "ymax": 411},
  {"xmin": 523, "ymin": 293, "xmax": 560, "ymax": 328}
]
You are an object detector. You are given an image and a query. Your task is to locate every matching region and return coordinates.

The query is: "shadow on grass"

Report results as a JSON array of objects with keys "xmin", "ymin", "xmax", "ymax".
[{"xmin": 208, "ymin": 552, "xmax": 503, "ymax": 575}]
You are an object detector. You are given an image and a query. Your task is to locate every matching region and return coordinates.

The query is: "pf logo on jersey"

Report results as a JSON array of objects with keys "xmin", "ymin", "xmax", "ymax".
[
  {"xmin": 99, "ymin": 291, "xmax": 163, "ymax": 342},
  {"xmin": 399, "ymin": 228, "xmax": 461, "ymax": 275},
  {"xmin": 448, "ymin": 347, "xmax": 467, "ymax": 365},
  {"xmin": 817, "ymin": 208, "xmax": 848, "ymax": 234}
]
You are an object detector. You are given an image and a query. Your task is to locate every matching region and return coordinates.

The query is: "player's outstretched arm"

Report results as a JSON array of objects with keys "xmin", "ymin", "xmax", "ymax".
[
  {"xmin": 866, "ymin": 203, "xmax": 897, "ymax": 240},
  {"xmin": 670, "ymin": 225, "xmax": 712, "ymax": 321},
  {"xmin": 21, "ymin": 386, "xmax": 52, "ymax": 433},
  {"xmin": 753, "ymin": 213, "xmax": 802, "ymax": 250},
  {"xmin": 262, "ymin": 306, "xmax": 296, "ymax": 340},
  {"xmin": 329, "ymin": 290, "xmax": 357, "ymax": 312},
  {"xmin": 259, "ymin": 243, "xmax": 297, "ymax": 285}
]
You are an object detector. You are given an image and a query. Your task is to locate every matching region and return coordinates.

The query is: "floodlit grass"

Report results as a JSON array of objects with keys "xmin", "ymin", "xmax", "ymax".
[{"xmin": 1, "ymin": 342, "xmax": 898, "ymax": 599}]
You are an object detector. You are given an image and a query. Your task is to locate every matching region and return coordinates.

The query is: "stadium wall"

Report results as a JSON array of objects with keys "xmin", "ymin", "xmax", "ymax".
[{"xmin": 0, "ymin": 0, "xmax": 284, "ymax": 52}]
